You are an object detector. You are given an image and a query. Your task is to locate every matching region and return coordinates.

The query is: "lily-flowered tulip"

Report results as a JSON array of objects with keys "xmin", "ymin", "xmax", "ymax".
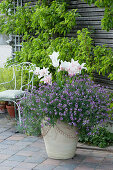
[
  {"xmin": 38, "ymin": 67, "xmax": 49, "ymax": 79},
  {"xmin": 49, "ymin": 52, "xmax": 60, "ymax": 67},
  {"xmin": 34, "ymin": 67, "xmax": 40, "ymax": 75},
  {"xmin": 41, "ymin": 74, "xmax": 52, "ymax": 85},
  {"xmin": 59, "ymin": 59, "xmax": 87, "ymax": 76}
]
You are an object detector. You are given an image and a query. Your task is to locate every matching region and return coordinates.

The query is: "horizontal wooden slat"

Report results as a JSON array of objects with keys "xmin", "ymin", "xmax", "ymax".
[
  {"xmin": 71, "ymin": 28, "xmax": 113, "ymax": 34},
  {"xmin": 92, "ymin": 34, "xmax": 113, "ymax": 39},
  {"xmin": 79, "ymin": 11, "xmax": 104, "ymax": 16},
  {"xmin": 69, "ymin": 1, "xmax": 78, "ymax": 5},
  {"xmin": 78, "ymin": 7, "xmax": 104, "ymax": 12},
  {"xmin": 95, "ymin": 30, "xmax": 113, "ymax": 34},
  {"xmin": 94, "ymin": 39, "xmax": 113, "ymax": 44},
  {"xmin": 74, "ymin": 25, "xmax": 102, "ymax": 29},
  {"xmin": 77, "ymin": 3, "xmax": 96, "ymax": 8},
  {"xmin": 76, "ymin": 20, "xmax": 101, "ymax": 25},
  {"xmin": 76, "ymin": 16, "xmax": 103, "ymax": 21}
]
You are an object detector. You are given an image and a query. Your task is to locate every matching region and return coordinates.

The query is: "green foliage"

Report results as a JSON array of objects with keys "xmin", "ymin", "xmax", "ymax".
[
  {"xmin": 0, "ymin": 0, "xmax": 79, "ymax": 36},
  {"xmin": 0, "ymin": 1, "xmax": 34, "ymax": 35},
  {"xmin": 1, "ymin": 0, "xmax": 79, "ymax": 68},
  {"xmin": 83, "ymin": 0, "xmax": 113, "ymax": 31},
  {"xmin": 79, "ymin": 126, "xmax": 113, "ymax": 148},
  {"xmin": 75, "ymin": 29, "xmax": 113, "ymax": 80},
  {"xmin": 74, "ymin": 28, "xmax": 94, "ymax": 68},
  {"xmin": 93, "ymin": 45, "xmax": 113, "ymax": 79},
  {"xmin": 0, "ymin": 67, "xmax": 14, "ymax": 91},
  {"xmin": 32, "ymin": 1, "xmax": 79, "ymax": 36},
  {"xmin": 0, "ymin": 0, "xmax": 113, "ymax": 80},
  {"xmin": 17, "ymin": 92, "xmax": 41, "ymax": 136}
]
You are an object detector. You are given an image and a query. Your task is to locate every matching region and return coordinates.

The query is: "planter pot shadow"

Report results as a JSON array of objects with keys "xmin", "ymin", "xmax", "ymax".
[
  {"xmin": 41, "ymin": 120, "xmax": 78, "ymax": 159},
  {"xmin": 6, "ymin": 105, "xmax": 15, "ymax": 118}
]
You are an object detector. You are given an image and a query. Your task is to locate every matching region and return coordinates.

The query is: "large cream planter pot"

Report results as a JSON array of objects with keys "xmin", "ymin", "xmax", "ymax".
[{"xmin": 41, "ymin": 120, "xmax": 78, "ymax": 159}]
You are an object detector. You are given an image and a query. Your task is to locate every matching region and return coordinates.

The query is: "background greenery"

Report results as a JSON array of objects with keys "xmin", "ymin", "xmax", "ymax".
[{"xmin": 0, "ymin": 0, "xmax": 113, "ymax": 80}]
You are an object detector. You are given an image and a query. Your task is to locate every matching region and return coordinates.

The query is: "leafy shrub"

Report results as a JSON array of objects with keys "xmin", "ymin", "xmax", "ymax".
[{"xmin": 79, "ymin": 126, "xmax": 113, "ymax": 148}]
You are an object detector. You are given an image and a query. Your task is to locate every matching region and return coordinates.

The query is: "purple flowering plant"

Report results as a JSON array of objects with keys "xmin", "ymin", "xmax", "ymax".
[
  {"xmin": 18, "ymin": 74, "xmax": 112, "ymax": 136},
  {"xmin": 18, "ymin": 52, "xmax": 112, "ymax": 136}
]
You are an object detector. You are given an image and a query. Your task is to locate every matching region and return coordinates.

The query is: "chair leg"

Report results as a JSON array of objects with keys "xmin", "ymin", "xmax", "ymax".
[
  {"xmin": 17, "ymin": 103, "xmax": 22, "ymax": 125},
  {"xmin": 14, "ymin": 102, "xmax": 17, "ymax": 119}
]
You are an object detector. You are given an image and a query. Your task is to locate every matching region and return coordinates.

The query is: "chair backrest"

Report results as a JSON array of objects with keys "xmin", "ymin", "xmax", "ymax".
[
  {"xmin": 13, "ymin": 62, "xmax": 36, "ymax": 90},
  {"xmin": 0, "ymin": 62, "xmax": 36, "ymax": 91}
]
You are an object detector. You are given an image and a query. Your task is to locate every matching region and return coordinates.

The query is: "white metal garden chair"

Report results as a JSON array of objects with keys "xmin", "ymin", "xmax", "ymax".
[{"xmin": 0, "ymin": 62, "xmax": 36, "ymax": 124}]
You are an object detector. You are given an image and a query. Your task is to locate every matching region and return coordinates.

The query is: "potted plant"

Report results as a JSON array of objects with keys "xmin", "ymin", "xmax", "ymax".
[
  {"xmin": 0, "ymin": 101, "xmax": 7, "ymax": 113},
  {"xmin": 6, "ymin": 102, "xmax": 15, "ymax": 118},
  {"xmin": 19, "ymin": 52, "xmax": 112, "ymax": 159}
]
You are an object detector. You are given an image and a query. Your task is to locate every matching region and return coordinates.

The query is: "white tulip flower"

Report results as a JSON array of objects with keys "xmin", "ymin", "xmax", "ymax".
[{"xmin": 49, "ymin": 51, "xmax": 60, "ymax": 67}]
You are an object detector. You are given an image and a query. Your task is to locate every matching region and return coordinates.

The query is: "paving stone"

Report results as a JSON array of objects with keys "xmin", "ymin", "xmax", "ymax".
[
  {"xmin": 35, "ymin": 149, "xmax": 48, "ymax": 157},
  {"xmin": 0, "ymin": 144, "xmax": 9, "ymax": 149},
  {"xmin": 23, "ymin": 146, "xmax": 41, "ymax": 152},
  {"xmin": 96, "ymin": 164, "xmax": 113, "ymax": 170},
  {"xmin": 82, "ymin": 156, "xmax": 104, "ymax": 163},
  {"xmin": 0, "ymin": 166, "xmax": 13, "ymax": 170},
  {"xmin": 105, "ymin": 153, "xmax": 113, "ymax": 158},
  {"xmin": 15, "ymin": 141, "xmax": 33, "ymax": 147},
  {"xmin": 0, "ymin": 159, "xmax": 6, "ymax": 163},
  {"xmin": 0, "ymin": 148, "xmax": 19, "ymax": 155},
  {"xmin": 40, "ymin": 158, "xmax": 62, "ymax": 166},
  {"xmin": 33, "ymin": 164, "xmax": 57, "ymax": 170},
  {"xmin": 79, "ymin": 162, "xmax": 99, "ymax": 169},
  {"xmin": 54, "ymin": 164, "xmax": 76, "ymax": 170},
  {"xmin": 74, "ymin": 166, "xmax": 95, "ymax": 170},
  {"xmin": 76, "ymin": 150, "xmax": 93, "ymax": 157},
  {"xmin": 24, "ymin": 155, "xmax": 47, "ymax": 164},
  {"xmin": 13, "ymin": 168, "xmax": 31, "ymax": 170},
  {"xmin": 0, "ymin": 160, "xmax": 21, "ymax": 168},
  {"xmin": 8, "ymin": 155, "xmax": 27, "ymax": 162},
  {"xmin": 0, "ymin": 153, "xmax": 11, "ymax": 160},
  {"xmin": 21, "ymin": 136, "xmax": 38, "ymax": 143},
  {"xmin": 60, "ymin": 158, "xmax": 81, "ymax": 166},
  {"xmin": 91, "ymin": 151, "xmax": 109, "ymax": 157},
  {"xmin": 0, "ymin": 140, "xmax": 18, "ymax": 145},
  {"xmin": 0, "ymin": 135, "xmax": 11, "ymax": 140},
  {"xmin": 16, "ymin": 150, "xmax": 35, "ymax": 157},
  {"xmin": 0, "ymin": 128, "xmax": 8, "ymax": 133},
  {"xmin": 72, "ymin": 153, "xmax": 86, "ymax": 162},
  {"xmin": 14, "ymin": 162, "xmax": 37, "ymax": 169},
  {"xmin": 8, "ymin": 135, "xmax": 25, "ymax": 141},
  {"xmin": 102, "ymin": 157, "xmax": 113, "ymax": 164},
  {"xmin": 31, "ymin": 141, "xmax": 45, "ymax": 149},
  {"xmin": 0, "ymin": 139, "xmax": 3, "ymax": 142}
]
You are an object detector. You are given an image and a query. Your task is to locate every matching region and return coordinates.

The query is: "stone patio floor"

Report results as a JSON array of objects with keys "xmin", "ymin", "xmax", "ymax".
[{"xmin": 0, "ymin": 113, "xmax": 113, "ymax": 170}]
